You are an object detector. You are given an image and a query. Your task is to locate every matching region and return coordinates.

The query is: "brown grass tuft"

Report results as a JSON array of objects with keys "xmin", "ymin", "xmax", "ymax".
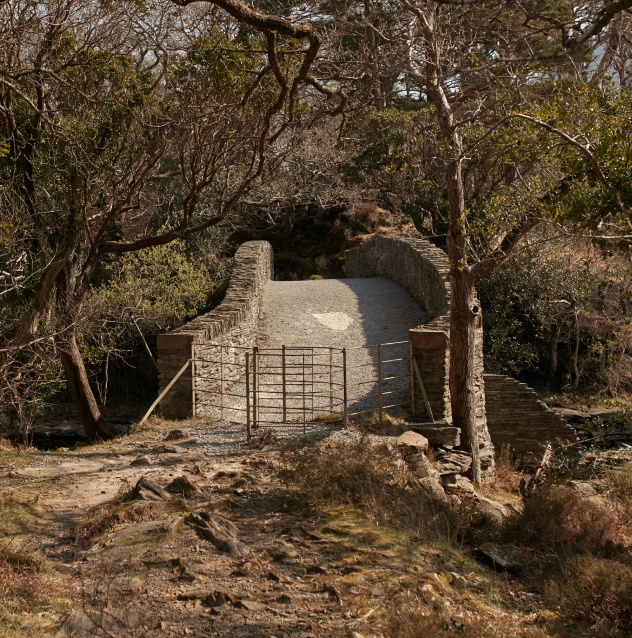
[
  {"xmin": 503, "ymin": 486, "xmax": 623, "ymax": 559},
  {"xmin": 281, "ymin": 438, "xmax": 495, "ymax": 545},
  {"xmin": 548, "ymin": 555, "xmax": 632, "ymax": 631}
]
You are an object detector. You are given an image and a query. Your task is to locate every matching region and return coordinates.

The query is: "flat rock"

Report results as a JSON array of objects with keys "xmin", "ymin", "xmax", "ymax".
[
  {"xmin": 412, "ymin": 425, "xmax": 461, "ymax": 447},
  {"xmin": 476, "ymin": 543, "xmax": 522, "ymax": 572},
  {"xmin": 130, "ymin": 455, "xmax": 152, "ymax": 467},
  {"xmin": 153, "ymin": 444, "xmax": 184, "ymax": 454},
  {"xmin": 466, "ymin": 493, "xmax": 508, "ymax": 524},
  {"xmin": 166, "ymin": 475, "xmax": 202, "ymax": 497},
  {"xmin": 568, "ymin": 481, "xmax": 598, "ymax": 496},
  {"xmin": 435, "ymin": 449, "xmax": 472, "ymax": 475},
  {"xmin": 129, "ymin": 476, "xmax": 171, "ymax": 501},
  {"xmin": 442, "ymin": 473, "xmax": 475, "ymax": 495},
  {"xmin": 106, "ymin": 518, "xmax": 183, "ymax": 547},
  {"xmin": 165, "ymin": 429, "xmax": 187, "ymax": 441},
  {"xmin": 418, "ymin": 476, "xmax": 448, "ymax": 502},
  {"xmin": 397, "ymin": 431, "xmax": 429, "ymax": 453},
  {"xmin": 236, "ymin": 599, "xmax": 266, "ymax": 611},
  {"xmin": 161, "ymin": 452, "xmax": 205, "ymax": 465}
]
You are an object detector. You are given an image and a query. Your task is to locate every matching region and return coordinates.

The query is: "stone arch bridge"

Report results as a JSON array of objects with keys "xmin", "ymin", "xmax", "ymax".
[{"xmin": 156, "ymin": 237, "xmax": 576, "ymax": 461}]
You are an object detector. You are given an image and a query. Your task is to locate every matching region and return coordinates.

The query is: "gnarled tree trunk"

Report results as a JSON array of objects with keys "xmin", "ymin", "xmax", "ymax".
[
  {"xmin": 54, "ymin": 264, "xmax": 117, "ymax": 441},
  {"xmin": 449, "ymin": 266, "xmax": 482, "ymax": 485}
]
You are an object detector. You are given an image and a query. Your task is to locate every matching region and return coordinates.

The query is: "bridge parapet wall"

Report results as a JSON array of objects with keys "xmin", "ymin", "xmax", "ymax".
[
  {"xmin": 156, "ymin": 241, "xmax": 273, "ymax": 418},
  {"xmin": 344, "ymin": 236, "xmax": 451, "ymax": 320},
  {"xmin": 345, "ymin": 236, "xmax": 494, "ymax": 471}
]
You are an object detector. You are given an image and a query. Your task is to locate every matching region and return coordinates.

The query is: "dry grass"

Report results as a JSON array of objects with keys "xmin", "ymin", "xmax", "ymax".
[
  {"xmin": 500, "ymin": 480, "xmax": 632, "ymax": 633},
  {"xmin": 0, "ymin": 539, "xmax": 65, "ymax": 638},
  {"xmin": 548, "ymin": 556, "xmax": 632, "ymax": 631},
  {"xmin": 605, "ymin": 467, "xmax": 632, "ymax": 528},
  {"xmin": 503, "ymin": 486, "xmax": 623, "ymax": 559},
  {"xmin": 384, "ymin": 602, "xmax": 549, "ymax": 638},
  {"xmin": 282, "ymin": 438, "xmax": 496, "ymax": 546},
  {"xmin": 282, "ymin": 437, "xmax": 632, "ymax": 635}
]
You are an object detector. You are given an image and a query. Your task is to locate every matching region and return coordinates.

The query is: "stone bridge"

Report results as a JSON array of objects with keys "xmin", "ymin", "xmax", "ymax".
[{"xmin": 157, "ymin": 237, "xmax": 576, "ymax": 460}]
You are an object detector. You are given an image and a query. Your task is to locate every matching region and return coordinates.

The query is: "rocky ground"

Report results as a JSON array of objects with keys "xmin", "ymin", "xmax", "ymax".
[
  {"xmin": 1, "ymin": 417, "xmax": 631, "ymax": 638},
  {"xmin": 2, "ymin": 419, "xmax": 368, "ymax": 637}
]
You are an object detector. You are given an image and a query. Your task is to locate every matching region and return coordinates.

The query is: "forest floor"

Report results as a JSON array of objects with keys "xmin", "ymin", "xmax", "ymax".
[{"xmin": 0, "ymin": 417, "xmax": 630, "ymax": 638}]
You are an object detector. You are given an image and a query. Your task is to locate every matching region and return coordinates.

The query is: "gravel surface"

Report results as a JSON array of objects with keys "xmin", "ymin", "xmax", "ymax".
[
  {"xmin": 188, "ymin": 419, "xmax": 393, "ymax": 453},
  {"xmin": 261, "ymin": 277, "xmax": 426, "ymax": 350},
  {"xmin": 260, "ymin": 277, "xmax": 427, "ymax": 417},
  {"xmin": 199, "ymin": 276, "xmax": 426, "ymax": 439}
]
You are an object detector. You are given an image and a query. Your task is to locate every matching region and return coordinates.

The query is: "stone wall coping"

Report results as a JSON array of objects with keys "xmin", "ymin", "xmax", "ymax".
[
  {"xmin": 344, "ymin": 235, "xmax": 451, "ymax": 321},
  {"xmin": 158, "ymin": 240, "xmax": 272, "ymax": 351}
]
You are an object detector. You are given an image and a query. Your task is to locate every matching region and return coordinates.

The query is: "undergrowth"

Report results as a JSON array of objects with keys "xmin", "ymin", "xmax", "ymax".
[
  {"xmin": 282, "ymin": 438, "xmax": 632, "ymax": 636},
  {"xmin": 281, "ymin": 438, "xmax": 494, "ymax": 546}
]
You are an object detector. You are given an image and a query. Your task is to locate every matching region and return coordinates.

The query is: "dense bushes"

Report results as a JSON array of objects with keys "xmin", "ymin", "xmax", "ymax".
[
  {"xmin": 478, "ymin": 240, "xmax": 632, "ymax": 395},
  {"xmin": 0, "ymin": 238, "xmax": 229, "ymax": 435}
]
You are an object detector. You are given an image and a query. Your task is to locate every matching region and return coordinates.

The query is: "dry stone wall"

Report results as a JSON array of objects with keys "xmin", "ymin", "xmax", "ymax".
[
  {"xmin": 344, "ymin": 236, "xmax": 451, "ymax": 319},
  {"xmin": 484, "ymin": 374, "xmax": 578, "ymax": 458},
  {"xmin": 345, "ymin": 236, "xmax": 494, "ymax": 470},
  {"xmin": 156, "ymin": 241, "xmax": 273, "ymax": 418}
]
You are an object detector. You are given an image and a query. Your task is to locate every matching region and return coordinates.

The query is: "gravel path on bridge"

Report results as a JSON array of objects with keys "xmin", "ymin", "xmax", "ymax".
[{"xmin": 258, "ymin": 277, "xmax": 427, "ymax": 425}]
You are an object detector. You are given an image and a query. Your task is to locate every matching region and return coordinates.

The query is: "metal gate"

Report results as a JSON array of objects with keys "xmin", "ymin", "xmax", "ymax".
[
  {"xmin": 193, "ymin": 346, "xmax": 347, "ymax": 435},
  {"xmin": 191, "ymin": 340, "xmax": 422, "ymax": 436}
]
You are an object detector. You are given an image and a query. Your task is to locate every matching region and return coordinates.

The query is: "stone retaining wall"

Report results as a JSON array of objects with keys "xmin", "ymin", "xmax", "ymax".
[
  {"xmin": 156, "ymin": 241, "xmax": 273, "ymax": 418},
  {"xmin": 484, "ymin": 374, "xmax": 578, "ymax": 458},
  {"xmin": 345, "ymin": 236, "xmax": 494, "ymax": 470}
]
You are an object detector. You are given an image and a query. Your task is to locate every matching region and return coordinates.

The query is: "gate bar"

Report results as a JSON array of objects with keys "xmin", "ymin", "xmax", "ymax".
[
  {"xmin": 140, "ymin": 358, "xmax": 191, "ymax": 425},
  {"xmin": 245, "ymin": 352, "xmax": 251, "ymax": 439},
  {"xmin": 342, "ymin": 347, "xmax": 348, "ymax": 426},
  {"xmin": 329, "ymin": 347, "xmax": 334, "ymax": 414},
  {"xmin": 302, "ymin": 351, "xmax": 306, "ymax": 434},
  {"xmin": 413, "ymin": 357, "xmax": 434, "ymax": 422},
  {"xmin": 253, "ymin": 346, "xmax": 259, "ymax": 429},
  {"xmin": 282, "ymin": 345, "xmax": 287, "ymax": 422},
  {"xmin": 409, "ymin": 341, "xmax": 416, "ymax": 415},
  {"xmin": 220, "ymin": 345, "xmax": 225, "ymax": 420},
  {"xmin": 191, "ymin": 343, "xmax": 196, "ymax": 417},
  {"xmin": 377, "ymin": 343, "xmax": 383, "ymax": 425}
]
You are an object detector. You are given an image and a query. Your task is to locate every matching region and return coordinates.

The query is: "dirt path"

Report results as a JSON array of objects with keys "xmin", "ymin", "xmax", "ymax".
[{"xmin": 1, "ymin": 419, "xmax": 390, "ymax": 637}]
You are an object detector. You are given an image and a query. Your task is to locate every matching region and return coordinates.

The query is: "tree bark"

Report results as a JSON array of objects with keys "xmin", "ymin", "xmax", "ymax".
[
  {"xmin": 449, "ymin": 267, "xmax": 482, "ymax": 485},
  {"xmin": 571, "ymin": 300, "xmax": 580, "ymax": 389},
  {"xmin": 54, "ymin": 266, "xmax": 118, "ymax": 441},
  {"xmin": 55, "ymin": 330, "xmax": 115, "ymax": 440},
  {"xmin": 548, "ymin": 323, "xmax": 560, "ymax": 388},
  {"xmin": 364, "ymin": 0, "xmax": 384, "ymax": 111},
  {"xmin": 417, "ymin": 6, "xmax": 485, "ymax": 480}
]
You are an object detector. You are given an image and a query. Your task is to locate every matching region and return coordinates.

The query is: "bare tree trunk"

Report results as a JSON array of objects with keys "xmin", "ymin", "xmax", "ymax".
[
  {"xmin": 449, "ymin": 266, "xmax": 482, "ymax": 484},
  {"xmin": 571, "ymin": 300, "xmax": 580, "ymax": 389},
  {"xmin": 444, "ymin": 153, "xmax": 482, "ymax": 483},
  {"xmin": 55, "ymin": 331, "xmax": 107, "ymax": 440},
  {"xmin": 364, "ymin": 0, "xmax": 384, "ymax": 111},
  {"xmin": 548, "ymin": 323, "xmax": 560, "ymax": 388},
  {"xmin": 55, "ymin": 266, "xmax": 117, "ymax": 441},
  {"xmin": 425, "ymin": 39, "xmax": 483, "ymax": 481}
]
